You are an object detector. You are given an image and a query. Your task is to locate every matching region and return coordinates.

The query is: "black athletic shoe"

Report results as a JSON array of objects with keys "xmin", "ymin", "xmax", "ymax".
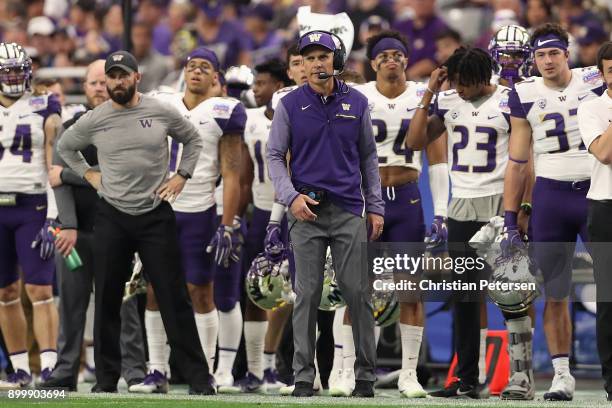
[
  {"xmin": 91, "ymin": 383, "xmax": 118, "ymax": 393},
  {"xmin": 429, "ymin": 380, "xmax": 479, "ymax": 399},
  {"xmin": 292, "ymin": 381, "xmax": 314, "ymax": 397},
  {"xmin": 36, "ymin": 376, "xmax": 77, "ymax": 392},
  {"xmin": 351, "ymin": 380, "xmax": 375, "ymax": 398},
  {"xmin": 189, "ymin": 375, "xmax": 217, "ymax": 395}
]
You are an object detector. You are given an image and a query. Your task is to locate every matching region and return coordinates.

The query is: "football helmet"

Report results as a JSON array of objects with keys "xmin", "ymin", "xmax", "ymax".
[
  {"xmin": 372, "ymin": 284, "xmax": 400, "ymax": 327},
  {"xmin": 319, "ymin": 248, "xmax": 346, "ymax": 311},
  {"xmin": 0, "ymin": 43, "xmax": 32, "ymax": 97},
  {"xmin": 489, "ymin": 25, "xmax": 532, "ymax": 82},
  {"xmin": 246, "ymin": 253, "xmax": 293, "ymax": 310},
  {"xmin": 489, "ymin": 251, "xmax": 539, "ymax": 314}
]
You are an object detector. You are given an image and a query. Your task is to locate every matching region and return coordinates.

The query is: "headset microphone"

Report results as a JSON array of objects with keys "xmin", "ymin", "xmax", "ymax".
[{"xmin": 317, "ymin": 72, "xmax": 333, "ymax": 80}]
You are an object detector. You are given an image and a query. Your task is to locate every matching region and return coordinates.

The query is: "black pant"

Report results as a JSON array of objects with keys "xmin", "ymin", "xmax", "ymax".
[
  {"xmin": 448, "ymin": 218, "xmax": 488, "ymax": 386},
  {"xmin": 54, "ymin": 231, "xmax": 145, "ymax": 385},
  {"xmin": 587, "ymin": 199, "xmax": 612, "ymax": 393},
  {"xmin": 93, "ymin": 200, "xmax": 209, "ymax": 387}
]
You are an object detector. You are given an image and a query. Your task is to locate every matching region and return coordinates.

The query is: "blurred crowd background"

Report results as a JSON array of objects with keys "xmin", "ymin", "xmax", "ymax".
[{"xmin": 1, "ymin": 0, "xmax": 611, "ymax": 96}]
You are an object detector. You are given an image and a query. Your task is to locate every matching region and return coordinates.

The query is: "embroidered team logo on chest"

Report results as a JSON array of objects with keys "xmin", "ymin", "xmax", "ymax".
[
  {"xmin": 342, "ymin": 103, "xmax": 351, "ymax": 111},
  {"xmin": 537, "ymin": 98, "xmax": 547, "ymax": 109}
]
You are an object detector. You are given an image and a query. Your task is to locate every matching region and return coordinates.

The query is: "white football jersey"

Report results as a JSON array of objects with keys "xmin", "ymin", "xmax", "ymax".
[
  {"xmin": 153, "ymin": 91, "xmax": 246, "ymax": 213},
  {"xmin": 62, "ymin": 103, "xmax": 87, "ymax": 123},
  {"xmin": 0, "ymin": 92, "xmax": 60, "ymax": 194},
  {"xmin": 354, "ymin": 81, "xmax": 424, "ymax": 172},
  {"xmin": 435, "ymin": 85, "xmax": 511, "ymax": 198},
  {"xmin": 245, "ymin": 106, "xmax": 274, "ymax": 211},
  {"xmin": 271, "ymin": 85, "xmax": 298, "ymax": 111},
  {"xmin": 509, "ymin": 66, "xmax": 604, "ymax": 180}
]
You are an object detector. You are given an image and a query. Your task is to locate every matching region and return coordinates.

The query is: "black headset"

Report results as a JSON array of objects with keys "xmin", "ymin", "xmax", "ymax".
[{"xmin": 298, "ymin": 30, "xmax": 347, "ymax": 75}]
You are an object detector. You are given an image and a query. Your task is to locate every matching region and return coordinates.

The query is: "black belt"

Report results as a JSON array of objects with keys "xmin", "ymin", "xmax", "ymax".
[{"xmin": 537, "ymin": 177, "xmax": 590, "ymax": 191}]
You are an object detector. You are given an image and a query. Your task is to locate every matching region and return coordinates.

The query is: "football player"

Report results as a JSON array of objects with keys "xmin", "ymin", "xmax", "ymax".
[
  {"xmin": 489, "ymin": 25, "xmax": 533, "ymax": 88},
  {"xmin": 502, "ymin": 23, "xmax": 604, "ymax": 401},
  {"xmin": 330, "ymin": 30, "xmax": 449, "ymax": 398},
  {"xmin": 0, "ymin": 43, "xmax": 62, "ymax": 389},
  {"xmin": 240, "ymin": 58, "xmax": 291, "ymax": 392},
  {"xmin": 129, "ymin": 47, "xmax": 246, "ymax": 394},
  {"xmin": 407, "ymin": 46, "xmax": 512, "ymax": 399}
]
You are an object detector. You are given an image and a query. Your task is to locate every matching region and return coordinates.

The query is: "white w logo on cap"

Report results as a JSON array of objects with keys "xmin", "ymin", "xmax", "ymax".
[
  {"xmin": 308, "ymin": 33, "xmax": 322, "ymax": 42},
  {"xmin": 112, "ymin": 54, "xmax": 124, "ymax": 61}
]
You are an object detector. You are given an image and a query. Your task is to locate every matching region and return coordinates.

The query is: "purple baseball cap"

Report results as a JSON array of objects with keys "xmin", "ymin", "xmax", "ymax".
[
  {"xmin": 299, "ymin": 31, "xmax": 336, "ymax": 54},
  {"xmin": 577, "ymin": 23, "xmax": 608, "ymax": 46},
  {"xmin": 245, "ymin": 3, "xmax": 275, "ymax": 22},
  {"xmin": 197, "ymin": 0, "xmax": 224, "ymax": 19},
  {"xmin": 186, "ymin": 46, "xmax": 220, "ymax": 71}
]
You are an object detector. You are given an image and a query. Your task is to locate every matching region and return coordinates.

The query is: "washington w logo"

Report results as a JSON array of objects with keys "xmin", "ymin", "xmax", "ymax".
[
  {"xmin": 342, "ymin": 103, "xmax": 351, "ymax": 111},
  {"xmin": 139, "ymin": 119, "xmax": 152, "ymax": 128},
  {"xmin": 308, "ymin": 33, "xmax": 322, "ymax": 42},
  {"xmin": 112, "ymin": 54, "xmax": 123, "ymax": 61}
]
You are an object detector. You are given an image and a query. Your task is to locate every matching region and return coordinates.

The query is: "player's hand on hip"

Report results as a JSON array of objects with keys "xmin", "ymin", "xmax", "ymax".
[
  {"xmin": 156, "ymin": 174, "xmax": 187, "ymax": 203},
  {"xmin": 290, "ymin": 194, "xmax": 318, "ymax": 222},
  {"xmin": 367, "ymin": 213, "xmax": 384, "ymax": 241},
  {"xmin": 48, "ymin": 165, "xmax": 63, "ymax": 187},
  {"xmin": 31, "ymin": 218, "xmax": 58, "ymax": 260},
  {"xmin": 84, "ymin": 170, "xmax": 102, "ymax": 191},
  {"xmin": 55, "ymin": 228, "xmax": 77, "ymax": 257}
]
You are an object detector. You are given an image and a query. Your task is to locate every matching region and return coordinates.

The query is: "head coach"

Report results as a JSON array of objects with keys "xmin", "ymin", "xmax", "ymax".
[
  {"xmin": 266, "ymin": 31, "xmax": 384, "ymax": 397},
  {"xmin": 57, "ymin": 51, "xmax": 214, "ymax": 394}
]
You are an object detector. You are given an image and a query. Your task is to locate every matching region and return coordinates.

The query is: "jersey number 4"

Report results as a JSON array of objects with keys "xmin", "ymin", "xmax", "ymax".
[
  {"xmin": 371, "ymin": 119, "xmax": 414, "ymax": 164},
  {"xmin": 0, "ymin": 125, "xmax": 32, "ymax": 163}
]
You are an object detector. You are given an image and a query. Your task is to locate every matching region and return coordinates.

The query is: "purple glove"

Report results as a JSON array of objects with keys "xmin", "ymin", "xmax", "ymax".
[
  {"xmin": 264, "ymin": 222, "xmax": 285, "ymax": 262},
  {"xmin": 207, "ymin": 224, "xmax": 234, "ymax": 267},
  {"xmin": 425, "ymin": 215, "xmax": 448, "ymax": 250},
  {"xmin": 230, "ymin": 216, "xmax": 244, "ymax": 263},
  {"xmin": 500, "ymin": 226, "xmax": 526, "ymax": 257},
  {"xmin": 500, "ymin": 211, "xmax": 526, "ymax": 257},
  {"xmin": 31, "ymin": 218, "xmax": 58, "ymax": 260}
]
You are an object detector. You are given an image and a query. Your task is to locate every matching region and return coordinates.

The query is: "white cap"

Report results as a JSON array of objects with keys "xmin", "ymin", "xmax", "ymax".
[{"xmin": 27, "ymin": 16, "xmax": 55, "ymax": 37}]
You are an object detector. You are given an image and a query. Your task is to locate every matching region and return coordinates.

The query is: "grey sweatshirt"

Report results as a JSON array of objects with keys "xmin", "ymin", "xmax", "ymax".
[{"xmin": 57, "ymin": 94, "xmax": 203, "ymax": 215}]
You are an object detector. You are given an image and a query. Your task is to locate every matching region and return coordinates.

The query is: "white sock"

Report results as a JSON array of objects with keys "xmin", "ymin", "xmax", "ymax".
[
  {"xmin": 552, "ymin": 355, "xmax": 570, "ymax": 376},
  {"xmin": 331, "ymin": 307, "xmax": 345, "ymax": 373},
  {"xmin": 244, "ymin": 321, "xmax": 267, "ymax": 379},
  {"xmin": 374, "ymin": 325, "xmax": 381, "ymax": 346},
  {"xmin": 145, "ymin": 310, "xmax": 168, "ymax": 374},
  {"xmin": 342, "ymin": 324, "xmax": 356, "ymax": 372},
  {"xmin": 40, "ymin": 350, "xmax": 57, "ymax": 371},
  {"xmin": 9, "ymin": 351, "xmax": 30, "ymax": 374},
  {"xmin": 479, "ymin": 329, "xmax": 488, "ymax": 384},
  {"xmin": 84, "ymin": 296, "xmax": 94, "ymax": 343},
  {"xmin": 85, "ymin": 345, "xmax": 95, "ymax": 369},
  {"xmin": 216, "ymin": 303, "xmax": 243, "ymax": 375},
  {"xmin": 194, "ymin": 310, "xmax": 219, "ymax": 371},
  {"xmin": 399, "ymin": 324, "xmax": 423, "ymax": 372},
  {"xmin": 264, "ymin": 351, "xmax": 275, "ymax": 371}
]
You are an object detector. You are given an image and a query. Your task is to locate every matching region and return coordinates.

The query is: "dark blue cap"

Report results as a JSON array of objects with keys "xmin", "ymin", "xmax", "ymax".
[{"xmin": 186, "ymin": 46, "xmax": 220, "ymax": 71}]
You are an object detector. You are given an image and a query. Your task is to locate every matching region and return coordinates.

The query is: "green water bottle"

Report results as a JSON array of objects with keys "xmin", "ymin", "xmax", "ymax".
[{"xmin": 52, "ymin": 227, "xmax": 83, "ymax": 271}]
